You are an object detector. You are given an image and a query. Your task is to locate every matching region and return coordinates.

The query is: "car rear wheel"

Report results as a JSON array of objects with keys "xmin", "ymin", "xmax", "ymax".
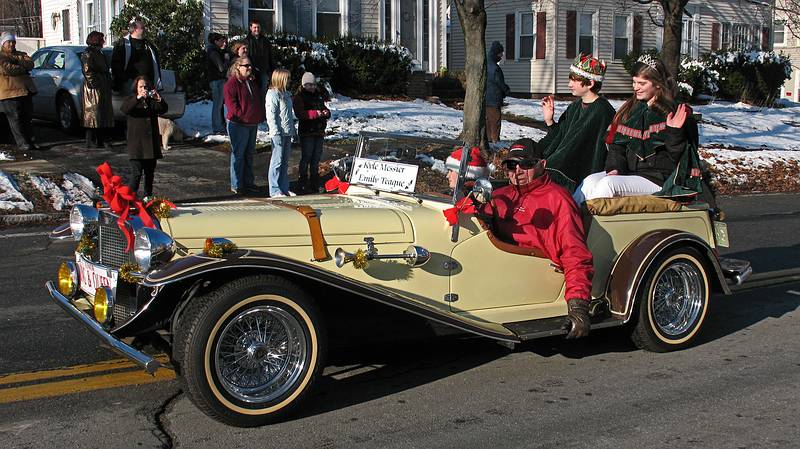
[
  {"xmin": 174, "ymin": 275, "xmax": 325, "ymax": 427},
  {"xmin": 630, "ymin": 247, "xmax": 711, "ymax": 352},
  {"xmin": 57, "ymin": 93, "xmax": 79, "ymax": 132}
]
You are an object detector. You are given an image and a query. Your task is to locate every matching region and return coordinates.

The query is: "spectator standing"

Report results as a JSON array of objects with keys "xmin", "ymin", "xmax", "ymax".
[
  {"xmin": 224, "ymin": 57, "xmax": 265, "ymax": 195},
  {"xmin": 292, "ymin": 72, "xmax": 330, "ymax": 194},
  {"xmin": 81, "ymin": 31, "xmax": 114, "ymax": 149},
  {"xmin": 225, "ymin": 41, "xmax": 248, "ymax": 75},
  {"xmin": 111, "ymin": 18, "xmax": 162, "ymax": 93},
  {"xmin": 485, "ymin": 41, "xmax": 510, "ymax": 143},
  {"xmin": 266, "ymin": 68, "xmax": 297, "ymax": 197},
  {"xmin": 244, "ymin": 19, "xmax": 274, "ymax": 89},
  {"xmin": 0, "ymin": 32, "xmax": 39, "ymax": 151},
  {"xmin": 121, "ymin": 75, "xmax": 168, "ymax": 199},
  {"xmin": 206, "ymin": 32, "xmax": 228, "ymax": 135}
]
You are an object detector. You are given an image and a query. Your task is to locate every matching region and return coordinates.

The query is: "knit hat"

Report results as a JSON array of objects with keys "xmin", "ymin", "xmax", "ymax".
[
  {"xmin": 0, "ymin": 32, "xmax": 16, "ymax": 47},
  {"xmin": 569, "ymin": 53, "xmax": 606, "ymax": 82},
  {"xmin": 503, "ymin": 138, "xmax": 544, "ymax": 163},
  {"xmin": 446, "ymin": 146, "xmax": 489, "ymax": 179},
  {"xmin": 301, "ymin": 72, "xmax": 316, "ymax": 85}
]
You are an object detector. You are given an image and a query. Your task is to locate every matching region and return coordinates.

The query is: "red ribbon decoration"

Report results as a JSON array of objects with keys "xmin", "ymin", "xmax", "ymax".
[
  {"xmin": 96, "ymin": 162, "xmax": 156, "ymax": 252},
  {"xmin": 443, "ymin": 196, "xmax": 478, "ymax": 226},
  {"xmin": 324, "ymin": 175, "xmax": 350, "ymax": 194}
]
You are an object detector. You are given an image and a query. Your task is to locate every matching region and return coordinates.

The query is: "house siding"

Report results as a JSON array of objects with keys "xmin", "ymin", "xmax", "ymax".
[
  {"xmin": 360, "ymin": 0, "xmax": 381, "ymax": 37},
  {"xmin": 41, "ymin": 0, "xmax": 81, "ymax": 46},
  {"xmin": 449, "ymin": 0, "xmax": 775, "ymax": 95},
  {"xmin": 207, "ymin": 0, "xmax": 230, "ymax": 34}
]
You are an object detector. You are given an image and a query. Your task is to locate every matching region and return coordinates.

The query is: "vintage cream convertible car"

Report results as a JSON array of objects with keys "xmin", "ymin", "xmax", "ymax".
[{"xmin": 47, "ymin": 133, "xmax": 750, "ymax": 427}]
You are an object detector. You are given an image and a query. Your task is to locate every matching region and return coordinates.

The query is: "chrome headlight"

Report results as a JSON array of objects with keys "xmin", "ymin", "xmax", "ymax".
[
  {"xmin": 69, "ymin": 205, "xmax": 99, "ymax": 240},
  {"xmin": 133, "ymin": 228, "xmax": 176, "ymax": 272}
]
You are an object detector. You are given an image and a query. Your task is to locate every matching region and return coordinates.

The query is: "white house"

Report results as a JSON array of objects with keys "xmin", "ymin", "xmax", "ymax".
[
  {"xmin": 773, "ymin": 3, "xmax": 800, "ymax": 100},
  {"xmin": 448, "ymin": 0, "xmax": 776, "ymax": 95},
  {"xmin": 39, "ymin": 0, "xmax": 449, "ymax": 74}
]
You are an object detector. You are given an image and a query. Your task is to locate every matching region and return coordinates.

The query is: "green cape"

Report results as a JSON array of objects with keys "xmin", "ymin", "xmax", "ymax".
[{"xmin": 540, "ymin": 97, "xmax": 616, "ymax": 192}]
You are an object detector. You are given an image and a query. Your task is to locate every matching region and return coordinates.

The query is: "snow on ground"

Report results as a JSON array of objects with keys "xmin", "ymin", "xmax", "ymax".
[
  {"xmin": 0, "ymin": 171, "xmax": 33, "ymax": 212},
  {"xmin": 29, "ymin": 173, "xmax": 95, "ymax": 211},
  {"xmin": 0, "ymin": 151, "xmax": 14, "ymax": 161}
]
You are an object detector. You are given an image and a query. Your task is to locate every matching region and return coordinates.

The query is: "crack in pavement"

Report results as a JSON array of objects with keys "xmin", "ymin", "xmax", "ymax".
[{"xmin": 149, "ymin": 390, "xmax": 183, "ymax": 449}]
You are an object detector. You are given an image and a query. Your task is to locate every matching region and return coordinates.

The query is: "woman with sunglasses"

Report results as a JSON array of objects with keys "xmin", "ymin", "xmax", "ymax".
[
  {"xmin": 223, "ymin": 57, "xmax": 265, "ymax": 194},
  {"xmin": 477, "ymin": 138, "xmax": 594, "ymax": 339},
  {"xmin": 574, "ymin": 54, "xmax": 703, "ymax": 204}
]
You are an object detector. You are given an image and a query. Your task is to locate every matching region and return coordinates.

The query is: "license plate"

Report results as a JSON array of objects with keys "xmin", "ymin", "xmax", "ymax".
[
  {"xmin": 713, "ymin": 221, "xmax": 729, "ymax": 248},
  {"xmin": 75, "ymin": 253, "xmax": 118, "ymax": 298}
]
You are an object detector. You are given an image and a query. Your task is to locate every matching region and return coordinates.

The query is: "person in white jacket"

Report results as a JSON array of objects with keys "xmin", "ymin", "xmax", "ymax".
[{"xmin": 265, "ymin": 68, "xmax": 298, "ymax": 197}]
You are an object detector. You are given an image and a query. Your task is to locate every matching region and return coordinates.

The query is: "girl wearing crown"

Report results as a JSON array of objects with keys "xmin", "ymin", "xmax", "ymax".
[{"xmin": 573, "ymin": 54, "xmax": 703, "ymax": 203}]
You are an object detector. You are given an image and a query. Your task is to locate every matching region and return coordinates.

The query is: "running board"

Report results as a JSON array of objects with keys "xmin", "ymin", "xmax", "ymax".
[
  {"xmin": 504, "ymin": 316, "xmax": 624, "ymax": 341},
  {"xmin": 719, "ymin": 257, "xmax": 752, "ymax": 286}
]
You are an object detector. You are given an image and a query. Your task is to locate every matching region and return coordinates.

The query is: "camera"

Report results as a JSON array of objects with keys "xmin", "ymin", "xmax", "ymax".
[{"xmin": 146, "ymin": 89, "xmax": 158, "ymax": 98}]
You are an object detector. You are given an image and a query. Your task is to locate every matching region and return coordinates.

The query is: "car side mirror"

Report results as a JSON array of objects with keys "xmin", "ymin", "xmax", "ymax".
[{"xmin": 471, "ymin": 178, "xmax": 493, "ymax": 204}]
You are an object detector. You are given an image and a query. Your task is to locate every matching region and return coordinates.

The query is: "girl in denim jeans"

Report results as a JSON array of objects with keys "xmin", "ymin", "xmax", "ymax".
[
  {"xmin": 265, "ymin": 68, "xmax": 297, "ymax": 197},
  {"xmin": 292, "ymin": 72, "xmax": 330, "ymax": 194}
]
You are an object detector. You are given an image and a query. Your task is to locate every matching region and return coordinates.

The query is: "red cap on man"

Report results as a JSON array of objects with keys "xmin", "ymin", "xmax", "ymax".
[{"xmin": 445, "ymin": 147, "xmax": 489, "ymax": 179}]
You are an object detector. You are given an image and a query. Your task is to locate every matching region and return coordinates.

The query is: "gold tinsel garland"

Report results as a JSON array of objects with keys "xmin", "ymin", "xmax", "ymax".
[
  {"xmin": 205, "ymin": 242, "xmax": 238, "ymax": 258},
  {"xmin": 76, "ymin": 234, "xmax": 96, "ymax": 257},
  {"xmin": 119, "ymin": 262, "xmax": 143, "ymax": 284},
  {"xmin": 352, "ymin": 249, "xmax": 369, "ymax": 270},
  {"xmin": 145, "ymin": 197, "xmax": 176, "ymax": 219}
]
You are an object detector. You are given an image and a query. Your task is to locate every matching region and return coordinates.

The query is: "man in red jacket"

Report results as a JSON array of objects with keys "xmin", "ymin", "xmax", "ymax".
[{"xmin": 484, "ymin": 138, "xmax": 594, "ymax": 338}]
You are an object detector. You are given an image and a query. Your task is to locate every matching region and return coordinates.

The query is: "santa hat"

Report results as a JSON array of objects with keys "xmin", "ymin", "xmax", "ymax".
[{"xmin": 445, "ymin": 146, "xmax": 489, "ymax": 179}]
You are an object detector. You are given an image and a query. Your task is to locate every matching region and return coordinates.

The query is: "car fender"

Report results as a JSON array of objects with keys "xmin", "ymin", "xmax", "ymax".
[
  {"xmin": 127, "ymin": 249, "xmax": 520, "ymax": 343},
  {"xmin": 606, "ymin": 230, "xmax": 730, "ymax": 323}
]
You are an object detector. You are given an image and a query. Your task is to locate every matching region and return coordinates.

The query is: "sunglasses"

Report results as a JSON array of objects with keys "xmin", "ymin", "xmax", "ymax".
[{"xmin": 503, "ymin": 159, "xmax": 541, "ymax": 171}]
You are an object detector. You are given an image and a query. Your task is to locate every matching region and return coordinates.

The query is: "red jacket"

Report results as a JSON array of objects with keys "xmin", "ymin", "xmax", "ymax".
[
  {"xmin": 482, "ymin": 173, "xmax": 594, "ymax": 300},
  {"xmin": 224, "ymin": 76, "xmax": 265, "ymax": 125}
]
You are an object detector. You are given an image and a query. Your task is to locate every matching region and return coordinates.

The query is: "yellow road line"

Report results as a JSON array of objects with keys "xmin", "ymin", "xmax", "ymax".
[
  {"xmin": 0, "ymin": 355, "xmax": 169, "ymax": 386},
  {"xmin": 0, "ymin": 369, "xmax": 176, "ymax": 404}
]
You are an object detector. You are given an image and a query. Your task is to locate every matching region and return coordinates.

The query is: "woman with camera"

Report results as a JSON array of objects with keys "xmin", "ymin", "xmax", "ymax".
[{"xmin": 121, "ymin": 75, "xmax": 168, "ymax": 199}]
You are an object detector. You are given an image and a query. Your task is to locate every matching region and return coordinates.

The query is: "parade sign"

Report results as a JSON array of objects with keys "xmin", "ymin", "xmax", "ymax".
[{"xmin": 350, "ymin": 157, "xmax": 418, "ymax": 193}]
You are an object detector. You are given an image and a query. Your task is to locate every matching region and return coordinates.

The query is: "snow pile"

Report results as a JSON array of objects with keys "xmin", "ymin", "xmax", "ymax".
[
  {"xmin": 62, "ymin": 172, "xmax": 96, "ymax": 205},
  {"xmin": 0, "ymin": 171, "xmax": 33, "ymax": 212},
  {"xmin": 29, "ymin": 176, "xmax": 68, "ymax": 210},
  {"xmin": 700, "ymin": 148, "xmax": 800, "ymax": 194},
  {"xmin": 0, "ymin": 151, "xmax": 14, "ymax": 161}
]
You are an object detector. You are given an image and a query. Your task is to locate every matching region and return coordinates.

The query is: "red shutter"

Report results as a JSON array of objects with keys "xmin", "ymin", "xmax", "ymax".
[
  {"xmin": 633, "ymin": 15, "xmax": 643, "ymax": 53},
  {"xmin": 506, "ymin": 14, "xmax": 515, "ymax": 60},
  {"xmin": 566, "ymin": 11, "xmax": 576, "ymax": 59},
  {"xmin": 536, "ymin": 12, "xmax": 547, "ymax": 59},
  {"xmin": 711, "ymin": 23, "xmax": 720, "ymax": 50},
  {"xmin": 762, "ymin": 27, "xmax": 770, "ymax": 50}
]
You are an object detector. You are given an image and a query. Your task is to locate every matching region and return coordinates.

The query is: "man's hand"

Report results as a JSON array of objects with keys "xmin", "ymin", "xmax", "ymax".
[
  {"xmin": 562, "ymin": 299, "xmax": 591, "ymax": 339},
  {"xmin": 541, "ymin": 95, "xmax": 555, "ymax": 127}
]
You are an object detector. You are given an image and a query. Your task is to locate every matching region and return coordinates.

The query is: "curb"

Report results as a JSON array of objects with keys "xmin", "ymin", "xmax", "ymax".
[{"xmin": 0, "ymin": 212, "xmax": 66, "ymax": 226}]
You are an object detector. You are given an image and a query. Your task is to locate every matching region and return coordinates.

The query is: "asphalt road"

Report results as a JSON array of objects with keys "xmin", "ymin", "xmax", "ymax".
[{"xmin": 0, "ymin": 194, "xmax": 798, "ymax": 449}]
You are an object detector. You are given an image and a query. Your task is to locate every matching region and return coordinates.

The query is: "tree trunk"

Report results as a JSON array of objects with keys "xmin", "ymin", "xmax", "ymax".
[
  {"xmin": 660, "ymin": 0, "xmax": 687, "ymax": 81},
  {"xmin": 453, "ymin": 0, "xmax": 488, "ymax": 150}
]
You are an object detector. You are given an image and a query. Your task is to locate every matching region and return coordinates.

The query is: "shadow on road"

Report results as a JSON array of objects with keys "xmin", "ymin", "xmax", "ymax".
[{"xmin": 722, "ymin": 244, "xmax": 800, "ymax": 273}]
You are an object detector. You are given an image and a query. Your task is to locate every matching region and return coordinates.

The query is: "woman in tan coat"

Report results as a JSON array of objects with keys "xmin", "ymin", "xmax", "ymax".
[{"xmin": 81, "ymin": 31, "xmax": 114, "ymax": 149}]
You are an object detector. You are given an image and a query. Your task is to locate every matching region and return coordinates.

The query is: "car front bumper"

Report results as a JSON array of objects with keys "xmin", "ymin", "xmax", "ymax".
[{"xmin": 45, "ymin": 280, "xmax": 161, "ymax": 374}]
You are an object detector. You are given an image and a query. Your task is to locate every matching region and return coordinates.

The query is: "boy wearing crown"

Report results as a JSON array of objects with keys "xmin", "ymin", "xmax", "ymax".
[{"xmin": 536, "ymin": 54, "xmax": 616, "ymax": 193}]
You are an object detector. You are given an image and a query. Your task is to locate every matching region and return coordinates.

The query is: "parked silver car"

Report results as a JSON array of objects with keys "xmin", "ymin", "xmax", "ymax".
[{"xmin": 29, "ymin": 45, "xmax": 186, "ymax": 131}]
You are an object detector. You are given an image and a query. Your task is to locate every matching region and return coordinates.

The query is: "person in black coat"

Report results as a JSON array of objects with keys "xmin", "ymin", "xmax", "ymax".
[
  {"xmin": 244, "ymin": 19, "xmax": 274, "ymax": 89},
  {"xmin": 121, "ymin": 75, "xmax": 168, "ymax": 199}
]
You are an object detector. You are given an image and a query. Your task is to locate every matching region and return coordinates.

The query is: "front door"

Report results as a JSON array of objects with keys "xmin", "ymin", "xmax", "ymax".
[{"xmin": 449, "ymin": 232, "xmax": 566, "ymax": 312}]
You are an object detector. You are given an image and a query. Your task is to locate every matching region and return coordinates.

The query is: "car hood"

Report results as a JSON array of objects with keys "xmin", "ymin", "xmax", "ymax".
[{"xmin": 163, "ymin": 194, "xmax": 416, "ymax": 250}]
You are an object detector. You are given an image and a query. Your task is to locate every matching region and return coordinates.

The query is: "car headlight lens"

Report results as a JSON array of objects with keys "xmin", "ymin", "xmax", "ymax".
[
  {"xmin": 134, "ymin": 228, "xmax": 176, "ymax": 272},
  {"xmin": 57, "ymin": 261, "xmax": 78, "ymax": 297},
  {"xmin": 69, "ymin": 205, "xmax": 99, "ymax": 240},
  {"xmin": 93, "ymin": 286, "xmax": 114, "ymax": 324}
]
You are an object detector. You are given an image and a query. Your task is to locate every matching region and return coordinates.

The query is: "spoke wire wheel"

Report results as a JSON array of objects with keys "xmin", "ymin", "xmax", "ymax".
[
  {"xmin": 213, "ymin": 304, "xmax": 307, "ymax": 404},
  {"xmin": 204, "ymin": 294, "xmax": 319, "ymax": 416},
  {"xmin": 645, "ymin": 252, "xmax": 710, "ymax": 346}
]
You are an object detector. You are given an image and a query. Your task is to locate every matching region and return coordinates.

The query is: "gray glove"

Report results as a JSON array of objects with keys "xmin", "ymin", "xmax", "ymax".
[{"xmin": 562, "ymin": 299, "xmax": 591, "ymax": 339}]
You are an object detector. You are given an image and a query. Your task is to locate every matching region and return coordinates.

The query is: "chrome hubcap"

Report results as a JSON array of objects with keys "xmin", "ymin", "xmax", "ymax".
[
  {"xmin": 652, "ymin": 261, "xmax": 704, "ymax": 336},
  {"xmin": 214, "ymin": 305, "xmax": 307, "ymax": 403}
]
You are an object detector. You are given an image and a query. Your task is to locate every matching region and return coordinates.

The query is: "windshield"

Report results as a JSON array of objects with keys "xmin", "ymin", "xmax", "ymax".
[{"xmin": 340, "ymin": 132, "xmax": 465, "ymax": 202}]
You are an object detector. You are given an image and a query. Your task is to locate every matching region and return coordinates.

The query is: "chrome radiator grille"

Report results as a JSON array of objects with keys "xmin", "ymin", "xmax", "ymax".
[{"xmin": 98, "ymin": 213, "xmax": 137, "ymax": 269}]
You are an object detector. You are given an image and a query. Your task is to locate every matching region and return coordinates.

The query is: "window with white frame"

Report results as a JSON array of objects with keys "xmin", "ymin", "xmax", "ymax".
[
  {"xmin": 85, "ymin": 1, "xmax": 95, "ymax": 37},
  {"xmin": 249, "ymin": 0, "xmax": 275, "ymax": 34},
  {"xmin": 721, "ymin": 22, "xmax": 731, "ymax": 48},
  {"xmin": 774, "ymin": 20, "xmax": 786, "ymax": 46},
  {"xmin": 578, "ymin": 12, "xmax": 596, "ymax": 56},
  {"xmin": 316, "ymin": 0, "xmax": 341, "ymax": 38},
  {"xmin": 681, "ymin": 14, "xmax": 699, "ymax": 59},
  {"xmin": 517, "ymin": 11, "xmax": 535, "ymax": 59},
  {"xmin": 613, "ymin": 15, "xmax": 630, "ymax": 60}
]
